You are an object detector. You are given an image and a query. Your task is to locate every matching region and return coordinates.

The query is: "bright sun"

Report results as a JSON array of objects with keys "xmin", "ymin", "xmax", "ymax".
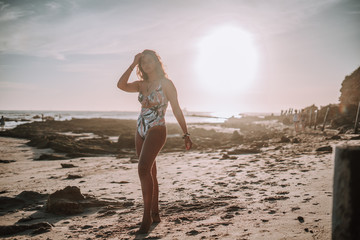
[{"xmin": 195, "ymin": 25, "xmax": 259, "ymax": 95}]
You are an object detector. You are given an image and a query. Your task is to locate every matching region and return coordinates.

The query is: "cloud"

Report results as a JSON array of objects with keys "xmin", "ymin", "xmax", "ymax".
[
  {"xmin": 0, "ymin": 0, "xmax": 351, "ymax": 61},
  {"xmin": 0, "ymin": 1, "xmax": 30, "ymax": 22}
]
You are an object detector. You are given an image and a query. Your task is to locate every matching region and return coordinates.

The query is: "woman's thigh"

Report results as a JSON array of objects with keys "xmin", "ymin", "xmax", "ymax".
[{"xmin": 138, "ymin": 126, "xmax": 166, "ymax": 170}]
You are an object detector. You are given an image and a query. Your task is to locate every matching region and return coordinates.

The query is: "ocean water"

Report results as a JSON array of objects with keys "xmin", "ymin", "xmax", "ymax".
[{"xmin": 0, "ymin": 110, "xmax": 229, "ymax": 130}]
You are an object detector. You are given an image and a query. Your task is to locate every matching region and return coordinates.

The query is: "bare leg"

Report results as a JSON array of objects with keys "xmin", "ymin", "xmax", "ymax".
[
  {"xmin": 136, "ymin": 126, "xmax": 166, "ymax": 233},
  {"xmin": 136, "ymin": 134, "xmax": 161, "ymax": 223},
  {"xmin": 151, "ymin": 161, "xmax": 161, "ymax": 223}
]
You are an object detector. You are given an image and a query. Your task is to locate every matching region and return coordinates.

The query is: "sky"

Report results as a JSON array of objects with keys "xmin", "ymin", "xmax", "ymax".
[{"xmin": 0, "ymin": 0, "xmax": 359, "ymax": 114}]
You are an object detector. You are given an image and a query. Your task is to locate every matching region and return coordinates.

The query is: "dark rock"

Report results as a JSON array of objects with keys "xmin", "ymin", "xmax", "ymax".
[
  {"xmin": 221, "ymin": 213, "xmax": 234, "ymax": 219},
  {"xmin": 66, "ymin": 174, "xmax": 83, "ymax": 179},
  {"xmin": 0, "ymin": 222, "xmax": 52, "ymax": 236},
  {"xmin": 27, "ymin": 135, "xmax": 50, "ymax": 149},
  {"xmin": 81, "ymin": 225, "xmax": 93, "ymax": 229},
  {"xmin": 316, "ymin": 146, "xmax": 332, "ymax": 152},
  {"xmin": 350, "ymin": 135, "xmax": 360, "ymax": 140},
  {"xmin": 16, "ymin": 191, "xmax": 48, "ymax": 203},
  {"xmin": 264, "ymin": 196, "xmax": 289, "ymax": 201},
  {"xmin": 31, "ymin": 226, "xmax": 51, "ymax": 235},
  {"xmin": 231, "ymin": 131, "xmax": 244, "ymax": 143},
  {"xmin": 227, "ymin": 148, "xmax": 261, "ymax": 155},
  {"xmin": 297, "ymin": 216, "xmax": 304, "ymax": 223},
  {"xmin": 123, "ymin": 201, "xmax": 134, "ymax": 207},
  {"xmin": 117, "ymin": 135, "xmax": 135, "ymax": 149},
  {"xmin": 226, "ymin": 205, "xmax": 245, "ymax": 212},
  {"xmin": 330, "ymin": 135, "xmax": 342, "ymax": 140},
  {"xmin": 0, "ymin": 197, "xmax": 25, "ymax": 212},
  {"xmin": 36, "ymin": 154, "xmax": 67, "ymax": 161},
  {"xmin": 292, "ymin": 138, "xmax": 300, "ymax": 143},
  {"xmin": 129, "ymin": 156, "xmax": 139, "ymax": 163},
  {"xmin": 0, "ymin": 160, "xmax": 16, "ymax": 163},
  {"xmin": 45, "ymin": 186, "xmax": 123, "ymax": 215},
  {"xmin": 61, "ymin": 163, "xmax": 77, "ymax": 168},
  {"xmin": 51, "ymin": 186, "xmax": 84, "ymax": 201},
  {"xmin": 46, "ymin": 186, "xmax": 85, "ymax": 215},
  {"xmin": 17, "ymin": 216, "xmax": 36, "ymax": 223},
  {"xmin": 97, "ymin": 210, "xmax": 116, "ymax": 217},
  {"xmin": 186, "ymin": 229, "xmax": 200, "ymax": 236},
  {"xmin": 0, "ymin": 191, "xmax": 47, "ymax": 213},
  {"xmin": 279, "ymin": 136, "xmax": 291, "ymax": 143}
]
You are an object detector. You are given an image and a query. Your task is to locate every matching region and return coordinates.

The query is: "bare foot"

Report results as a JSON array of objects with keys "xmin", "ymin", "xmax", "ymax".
[
  {"xmin": 152, "ymin": 212, "xmax": 161, "ymax": 223},
  {"xmin": 138, "ymin": 216, "xmax": 152, "ymax": 234}
]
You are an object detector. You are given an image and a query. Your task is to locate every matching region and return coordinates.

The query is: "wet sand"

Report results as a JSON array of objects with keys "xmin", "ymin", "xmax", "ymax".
[{"xmin": 1, "ymin": 119, "xmax": 359, "ymax": 239}]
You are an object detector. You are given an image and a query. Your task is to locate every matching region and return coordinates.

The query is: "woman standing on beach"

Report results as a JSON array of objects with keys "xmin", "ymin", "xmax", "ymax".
[{"xmin": 117, "ymin": 50, "xmax": 192, "ymax": 233}]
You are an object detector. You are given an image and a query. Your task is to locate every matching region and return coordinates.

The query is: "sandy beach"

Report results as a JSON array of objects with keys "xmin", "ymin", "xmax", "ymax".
[{"xmin": 1, "ymin": 118, "xmax": 360, "ymax": 239}]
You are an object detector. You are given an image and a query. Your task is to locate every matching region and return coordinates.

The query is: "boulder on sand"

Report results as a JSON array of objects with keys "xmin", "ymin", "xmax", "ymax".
[
  {"xmin": 46, "ymin": 186, "xmax": 85, "ymax": 215},
  {"xmin": 279, "ymin": 136, "xmax": 291, "ymax": 143},
  {"xmin": 316, "ymin": 145, "xmax": 333, "ymax": 152},
  {"xmin": 46, "ymin": 186, "xmax": 125, "ymax": 215}
]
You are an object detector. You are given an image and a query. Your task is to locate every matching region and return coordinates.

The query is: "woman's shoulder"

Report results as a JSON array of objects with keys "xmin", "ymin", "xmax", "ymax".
[{"xmin": 161, "ymin": 78, "xmax": 174, "ymax": 88}]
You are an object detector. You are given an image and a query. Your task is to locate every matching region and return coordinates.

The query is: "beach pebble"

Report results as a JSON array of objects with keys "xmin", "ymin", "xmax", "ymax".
[
  {"xmin": 350, "ymin": 135, "xmax": 360, "ymax": 140},
  {"xmin": 315, "ymin": 146, "xmax": 332, "ymax": 152},
  {"xmin": 66, "ymin": 174, "xmax": 83, "ymax": 179},
  {"xmin": 0, "ymin": 160, "xmax": 16, "ymax": 163},
  {"xmin": 186, "ymin": 230, "xmax": 200, "ymax": 236},
  {"xmin": 61, "ymin": 163, "xmax": 77, "ymax": 168},
  {"xmin": 279, "ymin": 136, "xmax": 291, "ymax": 143}
]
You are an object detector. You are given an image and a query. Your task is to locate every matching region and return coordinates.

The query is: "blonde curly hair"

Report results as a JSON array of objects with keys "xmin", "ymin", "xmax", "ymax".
[{"xmin": 136, "ymin": 49, "xmax": 168, "ymax": 81}]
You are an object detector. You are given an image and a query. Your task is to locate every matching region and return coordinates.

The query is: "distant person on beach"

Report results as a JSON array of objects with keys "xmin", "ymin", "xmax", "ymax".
[
  {"xmin": 0, "ymin": 116, "xmax": 5, "ymax": 130},
  {"xmin": 293, "ymin": 110, "xmax": 300, "ymax": 133},
  {"xmin": 117, "ymin": 49, "xmax": 192, "ymax": 233},
  {"xmin": 300, "ymin": 109, "xmax": 307, "ymax": 131}
]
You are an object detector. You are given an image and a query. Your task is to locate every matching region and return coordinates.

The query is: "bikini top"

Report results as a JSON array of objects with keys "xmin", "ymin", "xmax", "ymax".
[{"xmin": 138, "ymin": 80, "xmax": 168, "ymax": 109}]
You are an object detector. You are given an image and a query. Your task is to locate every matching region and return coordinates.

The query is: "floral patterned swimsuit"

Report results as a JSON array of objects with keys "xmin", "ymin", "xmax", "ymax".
[{"xmin": 137, "ymin": 80, "xmax": 168, "ymax": 139}]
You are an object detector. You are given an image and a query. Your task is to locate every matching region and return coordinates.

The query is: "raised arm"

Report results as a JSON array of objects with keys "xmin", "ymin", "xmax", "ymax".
[
  {"xmin": 117, "ymin": 53, "xmax": 142, "ymax": 92},
  {"xmin": 163, "ymin": 79, "xmax": 192, "ymax": 150}
]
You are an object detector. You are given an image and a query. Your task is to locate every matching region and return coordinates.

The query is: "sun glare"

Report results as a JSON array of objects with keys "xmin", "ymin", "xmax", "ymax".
[{"xmin": 195, "ymin": 25, "xmax": 259, "ymax": 95}]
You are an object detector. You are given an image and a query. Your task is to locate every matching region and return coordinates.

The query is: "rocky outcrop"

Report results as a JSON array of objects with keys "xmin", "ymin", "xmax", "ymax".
[
  {"xmin": 0, "ymin": 118, "xmax": 284, "ymax": 155},
  {"xmin": 334, "ymin": 66, "xmax": 360, "ymax": 128},
  {"xmin": 339, "ymin": 66, "xmax": 360, "ymax": 107}
]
